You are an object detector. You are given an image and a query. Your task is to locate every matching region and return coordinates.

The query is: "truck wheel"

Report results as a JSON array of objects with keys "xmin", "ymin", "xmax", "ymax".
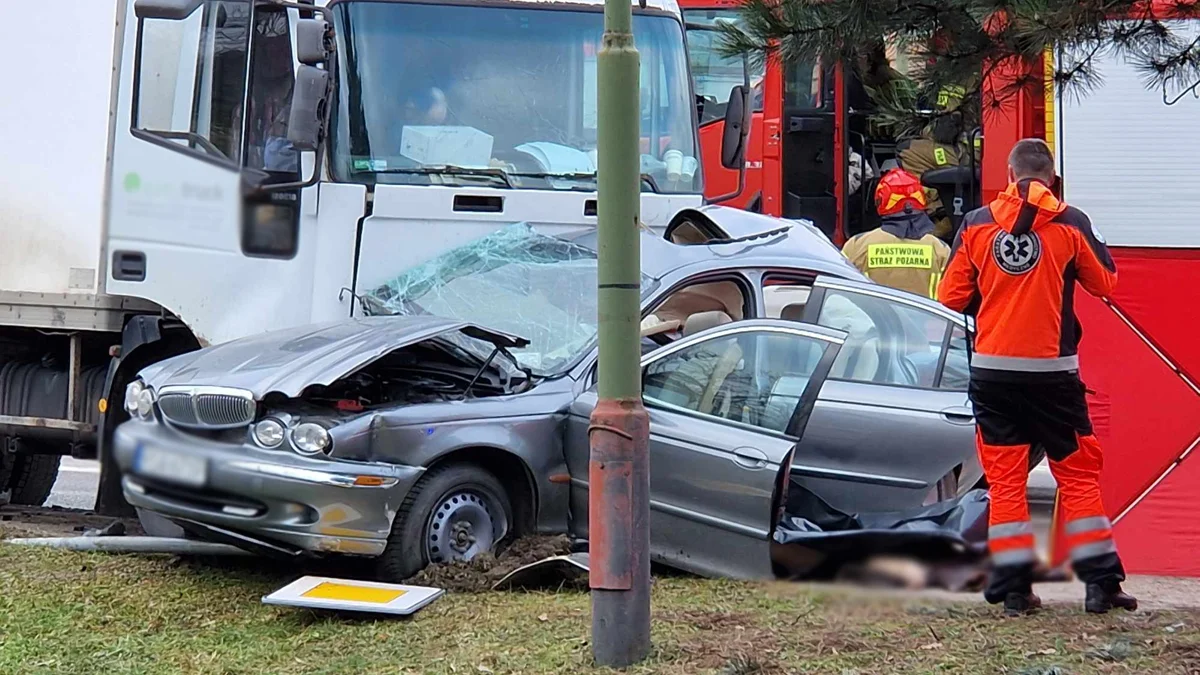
[
  {"xmin": 6, "ymin": 451, "xmax": 62, "ymax": 506},
  {"xmin": 375, "ymin": 463, "xmax": 511, "ymax": 582}
]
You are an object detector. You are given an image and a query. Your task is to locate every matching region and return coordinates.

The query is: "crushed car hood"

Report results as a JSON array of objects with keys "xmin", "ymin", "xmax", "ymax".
[{"xmin": 137, "ymin": 316, "xmax": 529, "ymax": 399}]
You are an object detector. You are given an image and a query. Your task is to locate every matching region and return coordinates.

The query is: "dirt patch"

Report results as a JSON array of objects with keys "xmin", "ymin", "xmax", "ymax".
[
  {"xmin": 407, "ymin": 534, "xmax": 573, "ymax": 593},
  {"xmin": 658, "ymin": 609, "xmax": 788, "ymax": 674},
  {"xmin": 0, "ymin": 505, "xmax": 144, "ymax": 540}
]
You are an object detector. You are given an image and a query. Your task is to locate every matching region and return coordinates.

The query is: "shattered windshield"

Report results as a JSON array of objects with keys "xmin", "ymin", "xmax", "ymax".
[
  {"xmin": 330, "ymin": 1, "xmax": 700, "ymax": 194},
  {"xmin": 363, "ymin": 224, "xmax": 657, "ymax": 376}
]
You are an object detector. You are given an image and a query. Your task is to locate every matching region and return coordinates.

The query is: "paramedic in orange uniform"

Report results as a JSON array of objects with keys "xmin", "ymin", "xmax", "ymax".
[{"xmin": 937, "ymin": 139, "xmax": 1137, "ymax": 616}]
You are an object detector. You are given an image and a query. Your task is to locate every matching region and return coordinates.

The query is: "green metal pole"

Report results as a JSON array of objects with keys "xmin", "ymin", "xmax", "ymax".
[{"xmin": 588, "ymin": 0, "xmax": 651, "ymax": 665}]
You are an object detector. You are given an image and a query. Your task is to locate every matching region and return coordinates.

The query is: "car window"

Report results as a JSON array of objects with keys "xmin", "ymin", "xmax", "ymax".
[
  {"xmin": 815, "ymin": 290, "xmax": 950, "ymax": 388},
  {"xmin": 640, "ymin": 278, "xmax": 751, "ymax": 354},
  {"xmin": 763, "ymin": 284, "xmax": 811, "ymax": 321},
  {"xmin": 941, "ymin": 326, "xmax": 970, "ymax": 390},
  {"xmin": 643, "ymin": 329, "xmax": 828, "ymax": 435}
]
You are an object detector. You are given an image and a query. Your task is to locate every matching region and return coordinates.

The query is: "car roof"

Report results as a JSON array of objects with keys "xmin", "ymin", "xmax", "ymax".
[{"xmin": 563, "ymin": 208, "xmax": 867, "ymax": 282}]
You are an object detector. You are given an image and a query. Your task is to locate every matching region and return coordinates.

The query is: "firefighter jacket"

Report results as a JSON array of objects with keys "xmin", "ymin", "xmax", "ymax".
[
  {"xmin": 896, "ymin": 136, "xmax": 978, "ymax": 240},
  {"xmin": 937, "ymin": 179, "xmax": 1117, "ymax": 379},
  {"xmin": 842, "ymin": 211, "xmax": 951, "ymax": 299}
]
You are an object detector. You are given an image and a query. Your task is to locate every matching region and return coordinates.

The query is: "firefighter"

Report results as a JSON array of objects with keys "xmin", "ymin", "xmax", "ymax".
[
  {"xmin": 896, "ymin": 83, "xmax": 980, "ymax": 240},
  {"xmin": 842, "ymin": 168, "xmax": 950, "ymax": 299},
  {"xmin": 938, "ymin": 138, "xmax": 1137, "ymax": 616}
]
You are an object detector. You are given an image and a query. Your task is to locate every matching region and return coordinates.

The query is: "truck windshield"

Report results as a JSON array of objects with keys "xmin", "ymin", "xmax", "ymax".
[{"xmin": 331, "ymin": 2, "xmax": 700, "ymax": 194}]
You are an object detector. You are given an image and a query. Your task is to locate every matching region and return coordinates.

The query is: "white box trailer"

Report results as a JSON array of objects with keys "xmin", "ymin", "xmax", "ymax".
[{"xmin": 0, "ymin": 0, "xmax": 154, "ymax": 507}]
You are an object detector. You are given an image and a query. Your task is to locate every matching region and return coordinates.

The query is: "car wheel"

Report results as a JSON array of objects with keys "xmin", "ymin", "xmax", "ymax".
[{"xmin": 376, "ymin": 463, "xmax": 511, "ymax": 582}]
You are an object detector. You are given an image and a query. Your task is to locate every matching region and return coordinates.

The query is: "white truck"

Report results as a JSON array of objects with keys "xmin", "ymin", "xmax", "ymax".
[{"xmin": 0, "ymin": 0, "xmax": 748, "ymax": 514}]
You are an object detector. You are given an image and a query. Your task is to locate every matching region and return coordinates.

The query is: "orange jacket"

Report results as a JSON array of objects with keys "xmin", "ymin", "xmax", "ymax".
[{"xmin": 937, "ymin": 179, "xmax": 1116, "ymax": 375}]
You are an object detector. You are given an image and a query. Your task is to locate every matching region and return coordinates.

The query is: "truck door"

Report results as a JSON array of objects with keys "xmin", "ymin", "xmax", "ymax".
[
  {"xmin": 105, "ymin": 0, "xmax": 343, "ymax": 346},
  {"xmin": 780, "ymin": 60, "xmax": 842, "ymax": 241}
]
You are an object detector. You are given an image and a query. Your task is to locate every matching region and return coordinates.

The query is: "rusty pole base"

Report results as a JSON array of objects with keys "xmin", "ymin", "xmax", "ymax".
[{"xmin": 588, "ymin": 397, "xmax": 651, "ymax": 668}]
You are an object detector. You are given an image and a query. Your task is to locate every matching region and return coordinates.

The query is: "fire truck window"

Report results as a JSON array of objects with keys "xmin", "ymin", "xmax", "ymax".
[
  {"xmin": 682, "ymin": 9, "xmax": 764, "ymax": 124},
  {"xmin": 784, "ymin": 60, "xmax": 825, "ymax": 110},
  {"xmin": 133, "ymin": 1, "xmax": 252, "ymax": 164},
  {"xmin": 243, "ymin": 8, "xmax": 298, "ymax": 176}
]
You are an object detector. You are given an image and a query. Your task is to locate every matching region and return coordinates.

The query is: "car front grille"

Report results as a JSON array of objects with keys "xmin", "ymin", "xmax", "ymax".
[{"xmin": 156, "ymin": 387, "xmax": 256, "ymax": 429}]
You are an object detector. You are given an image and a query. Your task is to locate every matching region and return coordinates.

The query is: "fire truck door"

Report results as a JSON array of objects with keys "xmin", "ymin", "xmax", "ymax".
[{"xmin": 781, "ymin": 61, "xmax": 840, "ymax": 240}]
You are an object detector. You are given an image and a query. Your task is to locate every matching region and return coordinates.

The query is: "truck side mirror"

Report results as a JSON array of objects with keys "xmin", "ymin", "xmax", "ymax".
[
  {"xmin": 720, "ymin": 84, "xmax": 747, "ymax": 170},
  {"xmin": 295, "ymin": 18, "xmax": 329, "ymax": 66},
  {"xmin": 287, "ymin": 65, "xmax": 330, "ymax": 151}
]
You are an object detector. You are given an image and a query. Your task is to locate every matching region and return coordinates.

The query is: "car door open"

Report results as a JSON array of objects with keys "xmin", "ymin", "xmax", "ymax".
[
  {"xmin": 793, "ymin": 275, "xmax": 980, "ymax": 511},
  {"xmin": 566, "ymin": 319, "xmax": 845, "ymax": 580}
]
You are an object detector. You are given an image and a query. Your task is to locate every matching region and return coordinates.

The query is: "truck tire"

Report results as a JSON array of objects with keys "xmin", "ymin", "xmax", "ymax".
[
  {"xmin": 6, "ymin": 450, "xmax": 61, "ymax": 506},
  {"xmin": 375, "ymin": 463, "xmax": 512, "ymax": 582}
]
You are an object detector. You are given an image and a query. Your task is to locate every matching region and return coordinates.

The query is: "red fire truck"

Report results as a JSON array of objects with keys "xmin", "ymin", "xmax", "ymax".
[{"xmin": 683, "ymin": 1, "xmax": 1200, "ymax": 576}]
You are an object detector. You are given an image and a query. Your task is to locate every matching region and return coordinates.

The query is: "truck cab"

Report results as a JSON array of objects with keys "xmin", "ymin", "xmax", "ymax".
[{"xmin": 1, "ymin": 0, "xmax": 751, "ymax": 513}]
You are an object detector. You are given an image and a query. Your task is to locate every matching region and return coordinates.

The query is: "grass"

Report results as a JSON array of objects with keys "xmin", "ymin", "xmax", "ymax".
[{"xmin": 2, "ymin": 544, "xmax": 1200, "ymax": 674}]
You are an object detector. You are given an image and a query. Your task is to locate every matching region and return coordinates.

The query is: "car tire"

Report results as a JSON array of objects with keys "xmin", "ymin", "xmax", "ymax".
[
  {"xmin": 376, "ymin": 463, "xmax": 512, "ymax": 582},
  {"xmin": 6, "ymin": 450, "xmax": 62, "ymax": 506}
]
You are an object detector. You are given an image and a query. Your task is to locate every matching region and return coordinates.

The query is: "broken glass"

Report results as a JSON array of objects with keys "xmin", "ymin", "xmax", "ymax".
[{"xmin": 364, "ymin": 222, "xmax": 656, "ymax": 376}]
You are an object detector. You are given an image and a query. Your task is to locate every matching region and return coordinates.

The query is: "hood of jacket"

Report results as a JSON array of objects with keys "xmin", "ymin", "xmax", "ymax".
[
  {"xmin": 879, "ymin": 210, "xmax": 937, "ymax": 240},
  {"xmin": 989, "ymin": 179, "xmax": 1066, "ymax": 236}
]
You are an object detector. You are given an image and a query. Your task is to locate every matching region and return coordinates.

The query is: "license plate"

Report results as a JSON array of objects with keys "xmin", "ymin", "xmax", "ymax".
[{"xmin": 135, "ymin": 444, "xmax": 207, "ymax": 488}]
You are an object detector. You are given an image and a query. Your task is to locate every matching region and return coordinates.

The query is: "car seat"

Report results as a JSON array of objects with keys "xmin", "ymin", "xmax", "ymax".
[
  {"xmin": 681, "ymin": 311, "xmax": 743, "ymax": 416},
  {"xmin": 818, "ymin": 294, "xmax": 880, "ymax": 381}
]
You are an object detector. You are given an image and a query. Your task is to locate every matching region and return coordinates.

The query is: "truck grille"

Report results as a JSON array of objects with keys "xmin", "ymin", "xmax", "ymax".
[{"xmin": 156, "ymin": 387, "xmax": 256, "ymax": 429}]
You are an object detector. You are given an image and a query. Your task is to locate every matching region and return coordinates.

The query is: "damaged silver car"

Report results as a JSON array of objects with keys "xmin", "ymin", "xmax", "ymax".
[{"xmin": 115, "ymin": 207, "xmax": 983, "ymax": 580}]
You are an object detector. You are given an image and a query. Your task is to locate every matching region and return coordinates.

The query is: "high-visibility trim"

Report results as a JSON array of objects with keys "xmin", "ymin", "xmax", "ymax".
[
  {"xmin": 1064, "ymin": 515, "xmax": 1112, "ymax": 536},
  {"xmin": 928, "ymin": 272, "xmax": 942, "ymax": 299},
  {"xmin": 866, "ymin": 243, "xmax": 934, "ymax": 270},
  {"xmin": 970, "ymin": 353, "xmax": 1080, "ymax": 372},
  {"xmin": 989, "ymin": 521, "xmax": 1033, "ymax": 539},
  {"xmin": 993, "ymin": 547, "xmax": 1037, "ymax": 566},
  {"xmin": 1070, "ymin": 538, "xmax": 1117, "ymax": 561}
]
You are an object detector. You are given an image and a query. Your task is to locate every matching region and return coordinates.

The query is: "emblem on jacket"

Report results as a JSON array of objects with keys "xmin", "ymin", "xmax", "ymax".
[{"xmin": 993, "ymin": 231, "xmax": 1041, "ymax": 275}]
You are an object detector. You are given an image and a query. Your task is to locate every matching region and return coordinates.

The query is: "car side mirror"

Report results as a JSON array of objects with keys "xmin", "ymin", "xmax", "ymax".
[{"xmin": 720, "ymin": 84, "xmax": 748, "ymax": 170}]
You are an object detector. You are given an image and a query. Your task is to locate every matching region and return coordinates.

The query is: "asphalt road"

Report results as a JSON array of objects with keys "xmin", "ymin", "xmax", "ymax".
[{"xmin": 46, "ymin": 458, "xmax": 101, "ymax": 510}]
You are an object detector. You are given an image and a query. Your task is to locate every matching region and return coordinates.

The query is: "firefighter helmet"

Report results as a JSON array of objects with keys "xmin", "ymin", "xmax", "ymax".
[{"xmin": 874, "ymin": 168, "xmax": 928, "ymax": 217}]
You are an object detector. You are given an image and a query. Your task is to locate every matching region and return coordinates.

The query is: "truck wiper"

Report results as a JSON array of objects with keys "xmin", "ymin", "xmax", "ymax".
[
  {"xmin": 370, "ymin": 165, "xmax": 514, "ymax": 188},
  {"xmin": 507, "ymin": 171, "xmax": 662, "ymax": 193}
]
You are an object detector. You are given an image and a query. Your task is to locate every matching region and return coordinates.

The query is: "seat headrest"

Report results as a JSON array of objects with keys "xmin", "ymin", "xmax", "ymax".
[
  {"xmin": 780, "ymin": 303, "xmax": 806, "ymax": 322},
  {"xmin": 683, "ymin": 310, "xmax": 733, "ymax": 336}
]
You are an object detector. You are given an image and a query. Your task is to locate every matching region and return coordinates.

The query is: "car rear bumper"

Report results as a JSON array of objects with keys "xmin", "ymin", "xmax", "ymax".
[{"xmin": 113, "ymin": 421, "xmax": 424, "ymax": 556}]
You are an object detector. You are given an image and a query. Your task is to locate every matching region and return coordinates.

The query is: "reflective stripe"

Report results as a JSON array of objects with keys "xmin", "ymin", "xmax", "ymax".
[
  {"xmin": 993, "ymin": 547, "xmax": 1037, "ymax": 566},
  {"xmin": 1065, "ymin": 516, "xmax": 1112, "ymax": 536},
  {"xmin": 971, "ymin": 353, "xmax": 1080, "ymax": 372},
  {"xmin": 989, "ymin": 521, "xmax": 1033, "ymax": 540},
  {"xmin": 1070, "ymin": 538, "xmax": 1118, "ymax": 562},
  {"xmin": 928, "ymin": 272, "xmax": 942, "ymax": 299}
]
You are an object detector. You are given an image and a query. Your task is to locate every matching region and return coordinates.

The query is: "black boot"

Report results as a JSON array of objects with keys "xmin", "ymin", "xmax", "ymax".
[
  {"xmin": 1085, "ymin": 582, "xmax": 1138, "ymax": 614},
  {"xmin": 1004, "ymin": 591, "xmax": 1042, "ymax": 616}
]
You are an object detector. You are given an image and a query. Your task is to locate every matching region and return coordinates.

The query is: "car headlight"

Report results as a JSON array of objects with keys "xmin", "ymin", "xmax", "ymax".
[
  {"xmin": 253, "ymin": 418, "xmax": 286, "ymax": 448},
  {"xmin": 291, "ymin": 422, "xmax": 331, "ymax": 455},
  {"xmin": 125, "ymin": 380, "xmax": 155, "ymax": 420}
]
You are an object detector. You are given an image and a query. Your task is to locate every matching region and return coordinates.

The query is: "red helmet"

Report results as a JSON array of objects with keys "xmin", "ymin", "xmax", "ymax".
[{"xmin": 874, "ymin": 168, "xmax": 928, "ymax": 216}]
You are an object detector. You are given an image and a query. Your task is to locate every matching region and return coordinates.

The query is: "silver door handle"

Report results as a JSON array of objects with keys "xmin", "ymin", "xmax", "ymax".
[
  {"xmin": 940, "ymin": 407, "xmax": 975, "ymax": 424},
  {"xmin": 733, "ymin": 447, "xmax": 769, "ymax": 469}
]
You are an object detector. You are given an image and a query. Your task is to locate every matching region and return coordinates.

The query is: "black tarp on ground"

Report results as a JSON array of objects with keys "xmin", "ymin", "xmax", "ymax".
[{"xmin": 771, "ymin": 479, "xmax": 990, "ymax": 581}]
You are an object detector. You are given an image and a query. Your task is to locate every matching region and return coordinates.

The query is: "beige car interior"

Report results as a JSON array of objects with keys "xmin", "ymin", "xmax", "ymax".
[
  {"xmin": 640, "ymin": 280, "xmax": 746, "ymax": 339},
  {"xmin": 817, "ymin": 294, "xmax": 880, "ymax": 380},
  {"xmin": 681, "ymin": 311, "xmax": 743, "ymax": 416}
]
